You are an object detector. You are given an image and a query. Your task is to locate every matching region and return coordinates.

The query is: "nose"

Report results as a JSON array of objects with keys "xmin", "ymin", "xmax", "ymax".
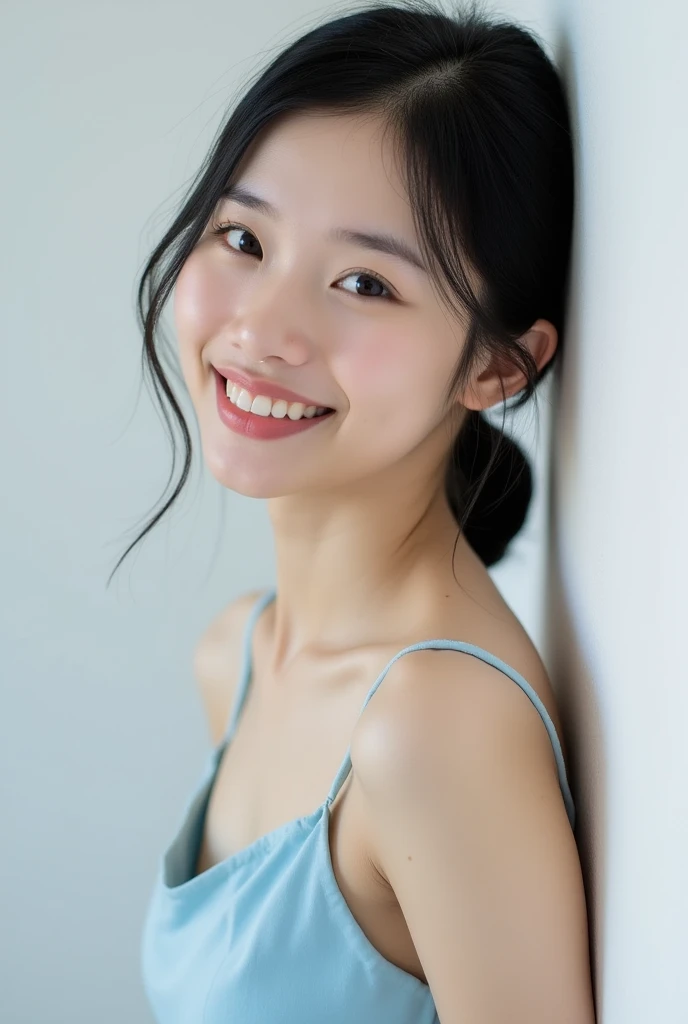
[{"xmin": 226, "ymin": 265, "xmax": 314, "ymax": 367}]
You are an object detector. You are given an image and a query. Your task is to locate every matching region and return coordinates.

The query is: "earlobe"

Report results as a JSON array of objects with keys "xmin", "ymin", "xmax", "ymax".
[{"xmin": 460, "ymin": 318, "xmax": 558, "ymax": 411}]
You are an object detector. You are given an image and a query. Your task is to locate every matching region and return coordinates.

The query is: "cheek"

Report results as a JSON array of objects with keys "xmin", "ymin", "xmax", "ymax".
[
  {"xmin": 173, "ymin": 252, "xmax": 231, "ymax": 366},
  {"xmin": 337, "ymin": 325, "xmax": 446, "ymax": 433}
]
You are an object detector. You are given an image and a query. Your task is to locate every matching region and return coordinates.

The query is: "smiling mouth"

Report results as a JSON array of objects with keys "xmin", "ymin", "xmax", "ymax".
[
  {"xmin": 219, "ymin": 373, "xmax": 334, "ymax": 421},
  {"xmin": 213, "ymin": 370, "xmax": 336, "ymax": 441}
]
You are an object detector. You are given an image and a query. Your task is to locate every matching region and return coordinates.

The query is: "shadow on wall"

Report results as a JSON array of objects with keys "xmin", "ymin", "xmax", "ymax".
[
  {"xmin": 544, "ymin": 500, "xmax": 606, "ymax": 1021},
  {"xmin": 542, "ymin": 24, "xmax": 606, "ymax": 1024}
]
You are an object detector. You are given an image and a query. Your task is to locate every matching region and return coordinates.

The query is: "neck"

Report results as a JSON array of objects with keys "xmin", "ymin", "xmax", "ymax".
[{"xmin": 265, "ymin": 464, "xmax": 468, "ymax": 674}]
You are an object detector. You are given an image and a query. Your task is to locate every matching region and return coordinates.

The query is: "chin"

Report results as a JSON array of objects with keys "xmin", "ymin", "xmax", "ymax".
[{"xmin": 202, "ymin": 446, "xmax": 287, "ymax": 498}]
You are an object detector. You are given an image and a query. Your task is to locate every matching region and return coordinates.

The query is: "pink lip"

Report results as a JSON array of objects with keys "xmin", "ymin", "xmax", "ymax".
[
  {"xmin": 214, "ymin": 369, "xmax": 335, "ymax": 440},
  {"xmin": 213, "ymin": 365, "xmax": 332, "ymax": 411}
]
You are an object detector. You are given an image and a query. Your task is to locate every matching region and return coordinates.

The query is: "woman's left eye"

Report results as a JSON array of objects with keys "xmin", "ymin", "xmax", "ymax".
[
  {"xmin": 336, "ymin": 271, "xmax": 393, "ymax": 301},
  {"xmin": 211, "ymin": 221, "xmax": 395, "ymax": 301}
]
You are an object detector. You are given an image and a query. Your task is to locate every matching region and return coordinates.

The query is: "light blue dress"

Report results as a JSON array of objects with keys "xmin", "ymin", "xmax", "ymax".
[{"xmin": 141, "ymin": 587, "xmax": 575, "ymax": 1023}]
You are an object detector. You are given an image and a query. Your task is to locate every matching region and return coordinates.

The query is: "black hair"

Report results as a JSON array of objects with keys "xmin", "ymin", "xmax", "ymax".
[{"xmin": 109, "ymin": 0, "xmax": 574, "ymax": 583}]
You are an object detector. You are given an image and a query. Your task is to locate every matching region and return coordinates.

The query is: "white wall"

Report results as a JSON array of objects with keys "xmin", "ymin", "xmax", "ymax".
[
  {"xmin": 1, "ymin": 1, "xmax": 684, "ymax": 1022},
  {"xmin": 543, "ymin": 1, "xmax": 688, "ymax": 1020}
]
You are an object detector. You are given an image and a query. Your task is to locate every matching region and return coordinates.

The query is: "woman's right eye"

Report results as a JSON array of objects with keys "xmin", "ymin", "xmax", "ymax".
[{"xmin": 213, "ymin": 222, "xmax": 263, "ymax": 257}]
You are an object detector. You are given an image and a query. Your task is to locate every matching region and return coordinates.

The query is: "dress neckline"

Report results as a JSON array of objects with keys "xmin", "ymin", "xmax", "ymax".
[
  {"xmin": 162, "ymin": 584, "xmax": 575, "ymax": 896},
  {"xmin": 168, "ymin": 739, "xmax": 333, "ymax": 894}
]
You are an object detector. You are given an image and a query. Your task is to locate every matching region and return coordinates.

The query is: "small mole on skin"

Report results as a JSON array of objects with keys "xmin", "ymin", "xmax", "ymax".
[{"xmin": 407, "ymin": 855, "xmax": 412, "ymax": 860}]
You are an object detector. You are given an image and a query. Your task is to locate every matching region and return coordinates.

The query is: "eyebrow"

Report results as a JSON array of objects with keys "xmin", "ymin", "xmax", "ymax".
[{"xmin": 218, "ymin": 184, "xmax": 428, "ymax": 274}]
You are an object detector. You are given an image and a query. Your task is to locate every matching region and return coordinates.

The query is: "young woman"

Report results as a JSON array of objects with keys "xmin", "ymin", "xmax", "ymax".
[{"xmin": 121, "ymin": 2, "xmax": 596, "ymax": 1021}]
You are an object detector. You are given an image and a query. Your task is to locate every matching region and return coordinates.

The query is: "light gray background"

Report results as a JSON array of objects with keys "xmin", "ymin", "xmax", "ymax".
[{"xmin": 2, "ymin": 1, "xmax": 685, "ymax": 1021}]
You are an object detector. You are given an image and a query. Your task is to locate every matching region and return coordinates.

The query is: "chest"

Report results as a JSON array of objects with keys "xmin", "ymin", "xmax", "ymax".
[{"xmin": 194, "ymin": 654, "xmax": 428, "ymax": 985}]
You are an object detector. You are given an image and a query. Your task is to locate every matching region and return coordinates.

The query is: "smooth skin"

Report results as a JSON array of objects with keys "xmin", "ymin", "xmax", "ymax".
[{"xmin": 177, "ymin": 109, "xmax": 596, "ymax": 1023}]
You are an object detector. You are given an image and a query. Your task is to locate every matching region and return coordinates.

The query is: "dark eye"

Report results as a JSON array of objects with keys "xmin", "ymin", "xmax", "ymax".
[
  {"xmin": 212, "ymin": 221, "xmax": 394, "ymax": 301},
  {"xmin": 336, "ymin": 271, "xmax": 391, "ymax": 300},
  {"xmin": 219, "ymin": 224, "xmax": 262, "ymax": 257}
]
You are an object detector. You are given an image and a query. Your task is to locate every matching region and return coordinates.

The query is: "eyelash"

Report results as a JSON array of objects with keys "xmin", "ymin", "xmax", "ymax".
[{"xmin": 210, "ymin": 221, "xmax": 396, "ymax": 301}]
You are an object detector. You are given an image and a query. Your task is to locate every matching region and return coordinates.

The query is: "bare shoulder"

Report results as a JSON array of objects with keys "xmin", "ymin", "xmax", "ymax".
[
  {"xmin": 193, "ymin": 589, "xmax": 267, "ymax": 746},
  {"xmin": 352, "ymin": 634, "xmax": 569, "ymax": 798},
  {"xmin": 349, "ymin": 649, "xmax": 594, "ymax": 1022},
  {"xmin": 350, "ymin": 610, "xmax": 569, "ymax": 794}
]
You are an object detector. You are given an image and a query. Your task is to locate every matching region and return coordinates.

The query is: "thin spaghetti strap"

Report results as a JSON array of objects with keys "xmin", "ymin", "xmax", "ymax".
[
  {"xmin": 222, "ymin": 587, "xmax": 277, "ymax": 745},
  {"xmin": 325, "ymin": 637, "xmax": 576, "ymax": 831}
]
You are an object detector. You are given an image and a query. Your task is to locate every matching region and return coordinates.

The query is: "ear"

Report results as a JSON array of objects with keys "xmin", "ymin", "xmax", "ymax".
[{"xmin": 460, "ymin": 319, "xmax": 558, "ymax": 411}]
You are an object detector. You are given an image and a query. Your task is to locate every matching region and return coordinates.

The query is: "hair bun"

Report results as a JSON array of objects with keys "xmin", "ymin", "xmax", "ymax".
[{"xmin": 446, "ymin": 410, "xmax": 533, "ymax": 567}]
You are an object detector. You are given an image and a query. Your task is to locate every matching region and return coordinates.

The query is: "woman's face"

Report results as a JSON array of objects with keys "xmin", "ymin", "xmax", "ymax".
[{"xmin": 174, "ymin": 110, "xmax": 469, "ymax": 498}]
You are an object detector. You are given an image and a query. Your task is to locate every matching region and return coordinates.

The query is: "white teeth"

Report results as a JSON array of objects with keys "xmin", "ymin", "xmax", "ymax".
[
  {"xmin": 287, "ymin": 402, "xmax": 305, "ymax": 421},
  {"xmin": 225, "ymin": 378, "xmax": 328, "ymax": 421},
  {"xmin": 250, "ymin": 395, "xmax": 273, "ymax": 418},
  {"xmin": 236, "ymin": 388, "xmax": 253, "ymax": 412}
]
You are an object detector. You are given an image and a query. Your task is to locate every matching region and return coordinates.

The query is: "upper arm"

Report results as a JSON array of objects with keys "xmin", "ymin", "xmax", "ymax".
[
  {"xmin": 193, "ymin": 590, "xmax": 265, "ymax": 746},
  {"xmin": 351, "ymin": 651, "xmax": 596, "ymax": 1024}
]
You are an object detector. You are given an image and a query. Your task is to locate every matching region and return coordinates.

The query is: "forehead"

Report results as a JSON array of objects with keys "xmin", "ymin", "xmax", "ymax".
[{"xmin": 229, "ymin": 111, "xmax": 413, "ymax": 229}]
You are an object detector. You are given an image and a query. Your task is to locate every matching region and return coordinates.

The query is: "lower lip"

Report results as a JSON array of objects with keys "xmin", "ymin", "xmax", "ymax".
[{"xmin": 214, "ymin": 371, "xmax": 335, "ymax": 440}]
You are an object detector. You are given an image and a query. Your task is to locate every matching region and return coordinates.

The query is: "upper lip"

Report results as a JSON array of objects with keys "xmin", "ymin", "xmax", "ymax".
[{"xmin": 214, "ymin": 365, "xmax": 332, "ymax": 410}]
